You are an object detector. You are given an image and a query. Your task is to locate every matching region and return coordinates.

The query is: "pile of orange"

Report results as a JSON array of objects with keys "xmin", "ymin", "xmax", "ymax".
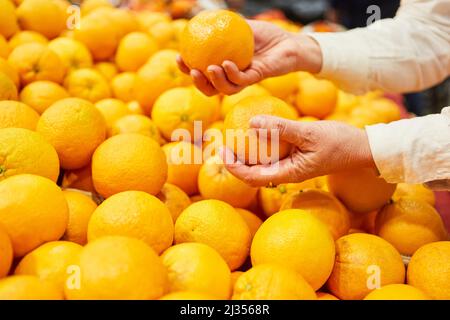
[{"xmin": 0, "ymin": 1, "xmax": 447, "ymax": 301}]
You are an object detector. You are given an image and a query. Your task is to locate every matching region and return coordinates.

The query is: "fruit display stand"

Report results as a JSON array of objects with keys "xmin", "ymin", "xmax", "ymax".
[{"xmin": 0, "ymin": 0, "xmax": 449, "ymax": 302}]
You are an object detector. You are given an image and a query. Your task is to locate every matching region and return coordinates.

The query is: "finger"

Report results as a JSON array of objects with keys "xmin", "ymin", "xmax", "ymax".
[
  {"xmin": 176, "ymin": 55, "xmax": 190, "ymax": 75},
  {"xmin": 191, "ymin": 69, "xmax": 218, "ymax": 96},
  {"xmin": 207, "ymin": 65, "xmax": 242, "ymax": 95},
  {"xmin": 222, "ymin": 151, "xmax": 298, "ymax": 187},
  {"xmin": 222, "ymin": 60, "xmax": 263, "ymax": 86},
  {"xmin": 250, "ymin": 115, "xmax": 304, "ymax": 145}
]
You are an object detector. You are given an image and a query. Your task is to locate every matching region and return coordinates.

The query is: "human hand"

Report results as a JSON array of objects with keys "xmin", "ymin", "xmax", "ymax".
[
  {"xmin": 221, "ymin": 116, "xmax": 376, "ymax": 187},
  {"xmin": 177, "ymin": 20, "xmax": 323, "ymax": 96}
]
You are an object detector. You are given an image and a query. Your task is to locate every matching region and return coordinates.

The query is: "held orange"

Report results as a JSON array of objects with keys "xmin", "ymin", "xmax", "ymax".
[
  {"xmin": 180, "ymin": 10, "xmax": 254, "ymax": 73},
  {"xmin": 224, "ymin": 96, "xmax": 298, "ymax": 164}
]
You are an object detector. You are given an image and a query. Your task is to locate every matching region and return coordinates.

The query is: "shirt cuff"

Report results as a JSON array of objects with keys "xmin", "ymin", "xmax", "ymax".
[{"xmin": 309, "ymin": 31, "xmax": 371, "ymax": 94}]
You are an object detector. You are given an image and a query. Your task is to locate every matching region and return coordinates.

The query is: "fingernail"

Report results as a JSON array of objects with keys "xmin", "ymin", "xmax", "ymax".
[{"xmin": 250, "ymin": 116, "xmax": 264, "ymax": 127}]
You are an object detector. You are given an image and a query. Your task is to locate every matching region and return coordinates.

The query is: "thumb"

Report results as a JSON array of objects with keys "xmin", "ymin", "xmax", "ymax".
[{"xmin": 250, "ymin": 115, "xmax": 303, "ymax": 145}]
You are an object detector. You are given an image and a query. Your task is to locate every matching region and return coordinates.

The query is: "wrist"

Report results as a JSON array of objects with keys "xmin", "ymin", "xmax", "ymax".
[
  {"xmin": 292, "ymin": 33, "xmax": 323, "ymax": 74},
  {"xmin": 355, "ymin": 129, "xmax": 377, "ymax": 169}
]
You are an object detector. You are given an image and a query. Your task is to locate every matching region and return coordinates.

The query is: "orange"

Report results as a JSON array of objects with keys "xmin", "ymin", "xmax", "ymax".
[
  {"xmin": 224, "ymin": 96, "xmax": 298, "ymax": 164},
  {"xmin": 392, "ymin": 183, "xmax": 435, "ymax": 206},
  {"xmin": 116, "ymin": 32, "xmax": 159, "ymax": 72},
  {"xmin": 376, "ymin": 198, "xmax": 448, "ymax": 256},
  {"xmin": 134, "ymin": 49, "xmax": 192, "ymax": 113},
  {"xmin": 203, "ymin": 120, "xmax": 225, "ymax": 158},
  {"xmin": 37, "ymin": 97, "xmax": 107, "ymax": 170},
  {"xmin": 0, "ymin": 71, "xmax": 17, "ymax": 100},
  {"xmin": 100, "ymin": 8, "xmax": 139, "ymax": 39},
  {"xmin": 334, "ymin": 90, "xmax": 359, "ymax": 115},
  {"xmin": 317, "ymin": 292, "xmax": 339, "ymax": 300},
  {"xmin": 48, "ymin": 37, "xmax": 93, "ymax": 71},
  {"xmin": 19, "ymin": 81, "xmax": 69, "ymax": 114},
  {"xmin": 235, "ymin": 208, "xmax": 263, "ymax": 240},
  {"xmin": 147, "ymin": 20, "xmax": 177, "ymax": 49},
  {"xmin": 63, "ymin": 68, "xmax": 111, "ymax": 103},
  {"xmin": 407, "ymin": 241, "xmax": 450, "ymax": 300},
  {"xmin": 232, "ymin": 264, "xmax": 316, "ymax": 300},
  {"xmin": 327, "ymin": 168, "xmax": 397, "ymax": 213},
  {"xmin": 74, "ymin": 9, "xmax": 121, "ymax": 61},
  {"xmin": 190, "ymin": 194, "xmax": 204, "ymax": 203},
  {"xmin": 88, "ymin": 191, "xmax": 174, "ymax": 254},
  {"xmin": 65, "ymin": 236, "xmax": 168, "ymax": 300},
  {"xmin": 260, "ymin": 73, "xmax": 299, "ymax": 100},
  {"xmin": 364, "ymin": 284, "xmax": 428, "ymax": 300},
  {"xmin": 0, "ymin": 275, "xmax": 63, "ymax": 300},
  {"xmin": 8, "ymin": 42, "xmax": 66, "ymax": 85},
  {"xmin": 8, "ymin": 30, "xmax": 48, "ymax": 49},
  {"xmin": 0, "ymin": 174, "xmax": 69, "ymax": 257},
  {"xmin": 367, "ymin": 98, "xmax": 401, "ymax": 123},
  {"xmin": 152, "ymin": 86, "xmax": 220, "ymax": 140},
  {"xmin": 198, "ymin": 155, "xmax": 258, "ymax": 208},
  {"xmin": 94, "ymin": 98, "xmax": 129, "ymax": 135},
  {"xmin": 175, "ymin": 199, "xmax": 251, "ymax": 270},
  {"xmin": 110, "ymin": 114, "xmax": 163, "ymax": 144},
  {"xmin": 221, "ymin": 84, "xmax": 270, "ymax": 119},
  {"xmin": 0, "ymin": 57, "xmax": 20, "ymax": 87},
  {"xmin": 0, "ymin": 100, "xmax": 39, "ymax": 130},
  {"xmin": 0, "ymin": 225, "xmax": 13, "ymax": 278},
  {"xmin": 15, "ymin": 241, "xmax": 83, "ymax": 293},
  {"xmin": 160, "ymin": 291, "xmax": 217, "ymax": 300},
  {"xmin": 327, "ymin": 233, "xmax": 405, "ymax": 300},
  {"xmin": 180, "ymin": 10, "xmax": 254, "ymax": 73},
  {"xmin": 111, "ymin": 72, "xmax": 137, "ymax": 102},
  {"xmin": 163, "ymin": 141, "xmax": 202, "ymax": 196},
  {"xmin": 156, "ymin": 183, "xmax": 191, "ymax": 222},
  {"xmin": 16, "ymin": 0, "xmax": 68, "ymax": 39},
  {"xmin": 0, "ymin": 35, "xmax": 9, "ymax": 58},
  {"xmin": 230, "ymin": 271, "xmax": 243, "ymax": 296},
  {"xmin": 80, "ymin": 0, "xmax": 113, "ymax": 16},
  {"xmin": 92, "ymin": 133, "xmax": 168, "ymax": 198},
  {"xmin": 94, "ymin": 62, "xmax": 118, "ymax": 81},
  {"xmin": 136, "ymin": 11, "xmax": 171, "ymax": 31},
  {"xmin": 0, "ymin": 128, "xmax": 60, "ymax": 182},
  {"xmin": 161, "ymin": 242, "xmax": 231, "ymax": 299},
  {"xmin": 62, "ymin": 190, "xmax": 98, "ymax": 245},
  {"xmin": 251, "ymin": 209, "xmax": 335, "ymax": 290},
  {"xmin": 61, "ymin": 164, "xmax": 95, "ymax": 193},
  {"xmin": 280, "ymin": 189, "xmax": 350, "ymax": 240},
  {"xmin": 296, "ymin": 78, "xmax": 338, "ymax": 119},
  {"xmin": 258, "ymin": 181, "xmax": 317, "ymax": 217},
  {"xmin": 0, "ymin": 0, "xmax": 19, "ymax": 39}
]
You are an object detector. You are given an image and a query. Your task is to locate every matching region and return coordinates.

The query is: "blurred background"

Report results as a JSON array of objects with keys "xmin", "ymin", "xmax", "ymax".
[{"xmin": 120, "ymin": 0, "xmax": 449, "ymax": 116}]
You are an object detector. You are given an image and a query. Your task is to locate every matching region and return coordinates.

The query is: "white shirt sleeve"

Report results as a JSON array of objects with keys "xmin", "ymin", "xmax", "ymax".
[
  {"xmin": 366, "ymin": 107, "xmax": 450, "ymax": 188},
  {"xmin": 309, "ymin": 0, "xmax": 450, "ymax": 94}
]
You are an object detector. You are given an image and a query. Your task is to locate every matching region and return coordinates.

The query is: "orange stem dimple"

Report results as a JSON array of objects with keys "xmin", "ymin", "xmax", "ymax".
[{"xmin": 0, "ymin": 165, "xmax": 5, "ymax": 176}]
